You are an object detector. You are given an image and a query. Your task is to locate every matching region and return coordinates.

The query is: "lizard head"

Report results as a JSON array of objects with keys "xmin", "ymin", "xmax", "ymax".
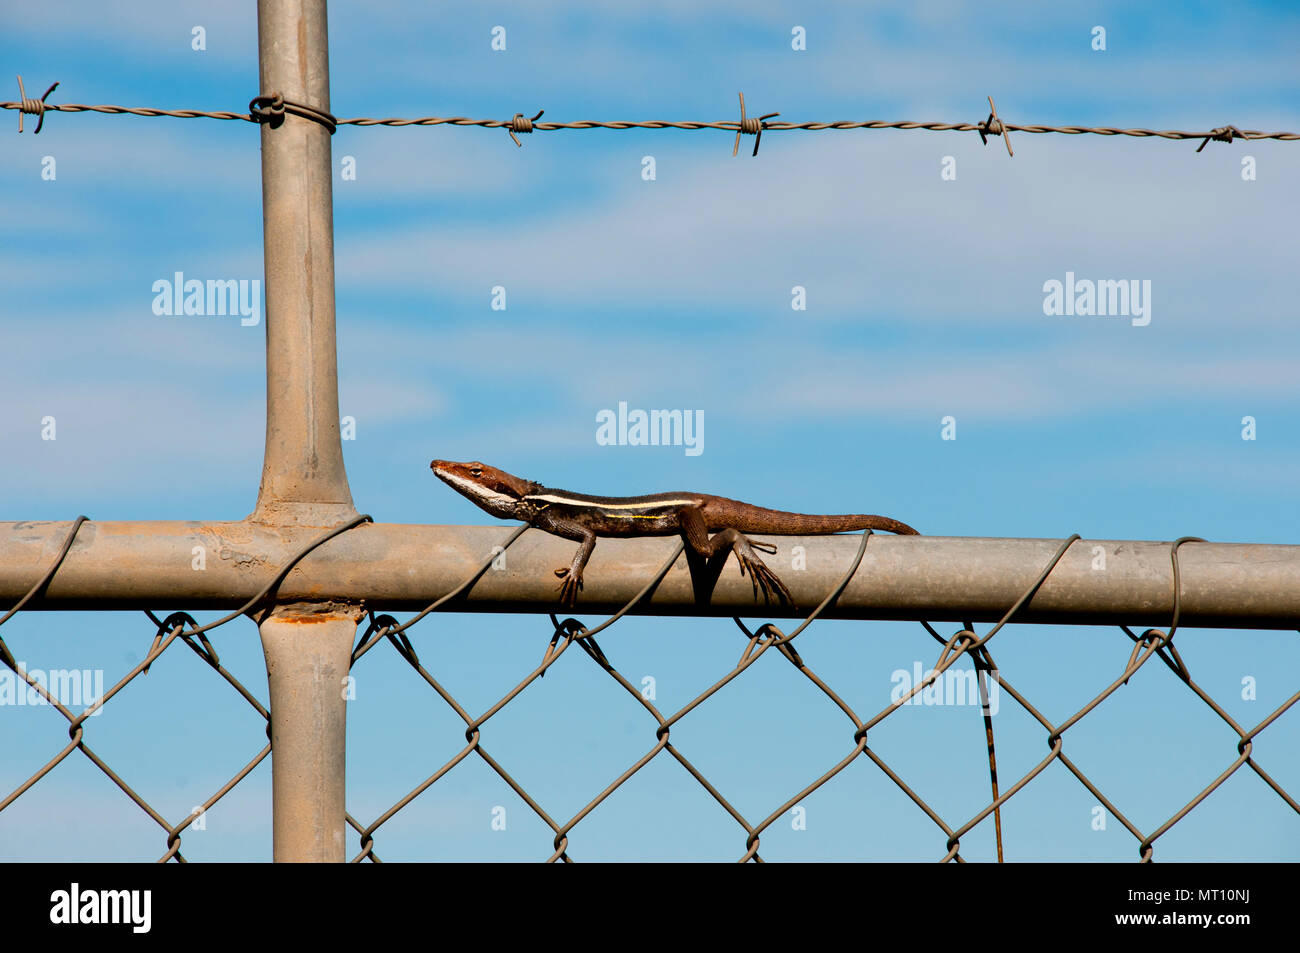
[{"xmin": 430, "ymin": 459, "xmax": 538, "ymax": 518}]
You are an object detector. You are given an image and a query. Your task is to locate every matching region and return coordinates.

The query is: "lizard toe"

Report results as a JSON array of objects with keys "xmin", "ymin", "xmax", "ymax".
[{"xmin": 557, "ymin": 571, "xmax": 584, "ymax": 607}]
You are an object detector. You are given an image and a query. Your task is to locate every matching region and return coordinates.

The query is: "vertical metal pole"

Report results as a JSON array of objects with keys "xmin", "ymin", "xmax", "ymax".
[
  {"xmin": 253, "ymin": 0, "xmax": 359, "ymax": 862},
  {"xmin": 259, "ymin": 609, "xmax": 359, "ymax": 862},
  {"xmin": 253, "ymin": 0, "xmax": 355, "ymax": 525}
]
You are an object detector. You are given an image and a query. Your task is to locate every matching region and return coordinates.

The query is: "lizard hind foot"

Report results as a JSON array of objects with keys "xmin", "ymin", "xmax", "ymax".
[
  {"xmin": 556, "ymin": 569, "xmax": 584, "ymax": 607},
  {"xmin": 734, "ymin": 548, "xmax": 795, "ymax": 607}
]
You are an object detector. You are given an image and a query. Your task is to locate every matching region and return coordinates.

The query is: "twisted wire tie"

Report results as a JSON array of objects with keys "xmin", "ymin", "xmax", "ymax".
[{"xmin": 248, "ymin": 91, "xmax": 338, "ymax": 134}]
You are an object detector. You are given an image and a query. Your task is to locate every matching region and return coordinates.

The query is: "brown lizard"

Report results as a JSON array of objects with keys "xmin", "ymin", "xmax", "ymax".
[{"xmin": 431, "ymin": 459, "xmax": 918, "ymax": 607}]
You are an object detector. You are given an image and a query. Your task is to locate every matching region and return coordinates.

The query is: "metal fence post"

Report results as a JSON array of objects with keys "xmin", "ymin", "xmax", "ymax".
[
  {"xmin": 259, "ymin": 607, "xmax": 361, "ymax": 862},
  {"xmin": 254, "ymin": 0, "xmax": 358, "ymax": 862},
  {"xmin": 253, "ymin": 0, "xmax": 355, "ymax": 526}
]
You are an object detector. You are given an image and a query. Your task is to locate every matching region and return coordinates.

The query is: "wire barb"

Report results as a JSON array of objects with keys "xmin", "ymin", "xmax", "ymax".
[
  {"xmin": 1196, "ymin": 124, "xmax": 1249, "ymax": 153},
  {"xmin": 14, "ymin": 75, "xmax": 58, "ymax": 134},
  {"xmin": 508, "ymin": 109, "xmax": 544, "ymax": 147},
  {"xmin": 733, "ymin": 92, "xmax": 779, "ymax": 156},
  {"xmin": 978, "ymin": 95, "xmax": 1013, "ymax": 157}
]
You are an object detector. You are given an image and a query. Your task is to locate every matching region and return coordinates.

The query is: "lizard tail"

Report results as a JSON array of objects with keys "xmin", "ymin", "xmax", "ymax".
[
  {"xmin": 842, "ymin": 514, "xmax": 920, "ymax": 536},
  {"xmin": 721, "ymin": 505, "xmax": 920, "ymax": 537}
]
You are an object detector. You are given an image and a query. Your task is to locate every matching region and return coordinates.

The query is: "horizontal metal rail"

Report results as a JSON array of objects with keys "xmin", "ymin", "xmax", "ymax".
[{"xmin": 1, "ymin": 520, "xmax": 1296, "ymax": 628}]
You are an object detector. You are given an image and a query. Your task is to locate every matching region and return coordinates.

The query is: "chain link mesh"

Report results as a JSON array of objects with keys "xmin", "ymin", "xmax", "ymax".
[{"xmin": 3, "ymin": 519, "xmax": 1295, "ymax": 862}]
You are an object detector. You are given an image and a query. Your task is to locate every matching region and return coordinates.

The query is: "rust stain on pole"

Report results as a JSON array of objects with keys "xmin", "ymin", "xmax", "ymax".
[{"xmin": 258, "ymin": 605, "xmax": 360, "ymax": 863}]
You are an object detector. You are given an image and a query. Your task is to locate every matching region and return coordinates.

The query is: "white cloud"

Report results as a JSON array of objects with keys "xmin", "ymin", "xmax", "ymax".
[
  {"xmin": 5, "ymin": 0, "xmax": 1296, "ymax": 500},
  {"xmin": 331, "ymin": 319, "xmax": 1298, "ymax": 424}
]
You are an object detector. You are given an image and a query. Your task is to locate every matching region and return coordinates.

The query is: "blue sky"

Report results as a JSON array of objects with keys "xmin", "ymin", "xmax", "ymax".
[{"xmin": 1, "ymin": 1, "xmax": 1297, "ymax": 862}]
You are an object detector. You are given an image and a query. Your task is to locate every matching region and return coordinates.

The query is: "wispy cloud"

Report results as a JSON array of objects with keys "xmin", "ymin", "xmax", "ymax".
[{"xmin": 334, "ymin": 131, "xmax": 1297, "ymax": 328}]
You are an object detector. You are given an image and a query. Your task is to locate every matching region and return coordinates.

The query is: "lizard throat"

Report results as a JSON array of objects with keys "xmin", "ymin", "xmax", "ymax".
[{"xmin": 440, "ymin": 471, "xmax": 522, "ymax": 512}]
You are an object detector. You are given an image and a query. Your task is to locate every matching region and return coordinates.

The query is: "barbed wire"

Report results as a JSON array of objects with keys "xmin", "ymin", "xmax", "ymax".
[
  {"xmin": 5, "ymin": 79, "xmax": 1296, "ymax": 156},
  {"xmin": 3, "ymin": 516, "xmax": 1296, "ymax": 861}
]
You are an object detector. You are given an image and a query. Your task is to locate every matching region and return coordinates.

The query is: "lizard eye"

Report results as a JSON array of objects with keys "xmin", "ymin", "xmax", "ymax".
[{"xmin": 469, "ymin": 467, "xmax": 483, "ymax": 477}]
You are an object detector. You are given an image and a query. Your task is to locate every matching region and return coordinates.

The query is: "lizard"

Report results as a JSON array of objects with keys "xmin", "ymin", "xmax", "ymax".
[{"xmin": 431, "ymin": 459, "xmax": 919, "ymax": 608}]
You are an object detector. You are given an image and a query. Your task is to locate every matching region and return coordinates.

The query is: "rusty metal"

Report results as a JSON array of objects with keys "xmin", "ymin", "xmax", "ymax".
[{"xmin": 258, "ymin": 606, "xmax": 359, "ymax": 862}]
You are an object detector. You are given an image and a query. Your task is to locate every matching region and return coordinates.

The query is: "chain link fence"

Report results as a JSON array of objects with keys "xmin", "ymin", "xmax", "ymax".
[
  {"xmin": 3, "ymin": 518, "xmax": 1295, "ymax": 862},
  {"xmin": 6, "ymin": 6, "xmax": 1298, "ymax": 864}
]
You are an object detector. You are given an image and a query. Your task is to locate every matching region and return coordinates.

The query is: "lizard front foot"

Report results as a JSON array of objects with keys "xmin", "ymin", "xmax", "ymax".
[{"xmin": 554, "ymin": 567, "xmax": 584, "ymax": 607}]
